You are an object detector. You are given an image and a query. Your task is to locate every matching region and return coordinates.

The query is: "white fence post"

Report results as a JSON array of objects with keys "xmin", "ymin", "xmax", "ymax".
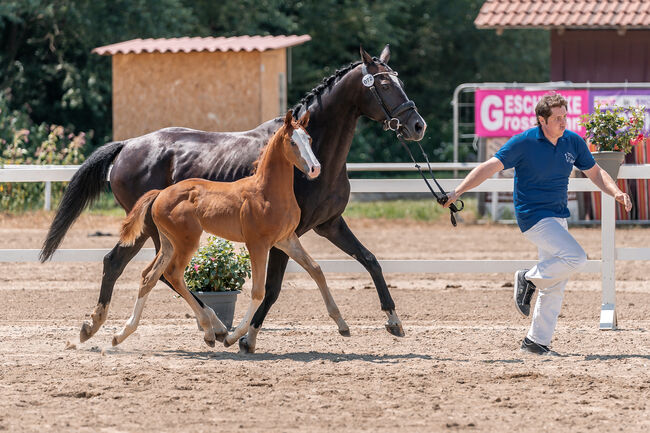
[
  {"xmin": 44, "ymin": 181, "xmax": 52, "ymax": 211},
  {"xmin": 599, "ymin": 194, "xmax": 617, "ymax": 330}
]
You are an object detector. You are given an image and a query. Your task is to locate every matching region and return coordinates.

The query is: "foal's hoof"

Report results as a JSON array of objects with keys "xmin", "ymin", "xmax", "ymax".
[
  {"xmin": 223, "ymin": 336, "xmax": 235, "ymax": 348},
  {"xmin": 80, "ymin": 322, "xmax": 94, "ymax": 343},
  {"xmin": 385, "ymin": 322, "xmax": 405, "ymax": 337},
  {"xmin": 204, "ymin": 337, "xmax": 216, "ymax": 348},
  {"xmin": 339, "ymin": 328, "xmax": 351, "ymax": 337},
  {"xmin": 215, "ymin": 331, "xmax": 227, "ymax": 343},
  {"xmin": 238, "ymin": 337, "xmax": 255, "ymax": 354}
]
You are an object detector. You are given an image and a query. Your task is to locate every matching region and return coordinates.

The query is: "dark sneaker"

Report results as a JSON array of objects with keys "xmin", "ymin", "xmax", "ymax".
[
  {"xmin": 514, "ymin": 269, "xmax": 536, "ymax": 317},
  {"xmin": 520, "ymin": 337, "xmax": 560, "ymax": 356}
]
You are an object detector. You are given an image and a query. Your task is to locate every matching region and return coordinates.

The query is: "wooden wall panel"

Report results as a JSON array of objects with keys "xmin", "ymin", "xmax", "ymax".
[
  {"xmin": 260, "ymin": 50, "xmax": 286, "ymax": 122},
  {"xmin": 112, "ymin": 51, "xmax": 267, "ymax": 140},
  {"xmin": 551, "ymin": 30, "xmax": 650, "ymax": 83}
]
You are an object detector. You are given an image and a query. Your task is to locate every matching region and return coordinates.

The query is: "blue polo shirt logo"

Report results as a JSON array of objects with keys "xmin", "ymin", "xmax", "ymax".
[
  {"xmin": 494, "ymin": 126, "xmax": 596, "ymax": 232},
  {"xmin": 565, "ymin": 152, "xmax": 576, "ymax": 164}
]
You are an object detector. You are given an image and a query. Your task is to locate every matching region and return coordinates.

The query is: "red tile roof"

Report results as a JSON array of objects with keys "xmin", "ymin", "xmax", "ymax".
[
  {"xmin": 475, "ymin": 1, "xmax": 650, "ymax": 29},
  {"xmin": 92, "ymin": 35, "xmax": 311, "ymax": 56}
]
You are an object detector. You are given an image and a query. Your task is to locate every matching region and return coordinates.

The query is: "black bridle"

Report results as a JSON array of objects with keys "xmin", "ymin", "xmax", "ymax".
[{"xmin": 361, "ymin": 64, "xmax": 464, "ymax": 227}]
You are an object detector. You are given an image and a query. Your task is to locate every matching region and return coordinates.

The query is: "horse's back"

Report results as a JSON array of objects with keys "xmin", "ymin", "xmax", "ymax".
[{"xmin": 110, "ymin": 119, "xmax": 282, "ymax": 211}]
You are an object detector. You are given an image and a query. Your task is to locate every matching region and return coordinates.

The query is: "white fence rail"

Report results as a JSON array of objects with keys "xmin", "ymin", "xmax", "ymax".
[{"xmin": 3, "ymin": 164, "xmax": 650, "ymax": 330}]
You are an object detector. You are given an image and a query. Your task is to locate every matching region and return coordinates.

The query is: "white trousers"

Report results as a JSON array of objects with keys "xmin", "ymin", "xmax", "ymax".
[{"xmin": 523, "ymin": 217, "xmax": 588, "ymax": 346}]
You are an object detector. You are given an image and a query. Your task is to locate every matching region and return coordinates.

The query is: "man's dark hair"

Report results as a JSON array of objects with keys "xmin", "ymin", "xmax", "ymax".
[{"xmin": 535, "ymin": 93, "xmax": 568, "ymax": 126}]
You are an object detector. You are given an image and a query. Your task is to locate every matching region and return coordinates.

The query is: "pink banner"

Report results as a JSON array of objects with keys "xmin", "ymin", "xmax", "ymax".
[{"xmin": 474, "ymin": 89, "xmax": 589, "ymax": 137}]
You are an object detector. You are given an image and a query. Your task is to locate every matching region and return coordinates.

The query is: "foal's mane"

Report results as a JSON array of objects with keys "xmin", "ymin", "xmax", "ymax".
[
  {"xmin": 251, "ymin": 122, "xmax": 290, "ymax": 175},
  {"xmin": 291, "ymin": 58, "xmax": 391, "ymax": 117}
]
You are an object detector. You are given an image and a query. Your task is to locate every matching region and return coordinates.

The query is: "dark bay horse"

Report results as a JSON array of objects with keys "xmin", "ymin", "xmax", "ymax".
[
  {"xmin": 115, "ymin": 111, "xmax": 321, "ymax": 347},
  {"xmin": 40, "ymin": 45, "xmax": 427, "ymax": 353}
]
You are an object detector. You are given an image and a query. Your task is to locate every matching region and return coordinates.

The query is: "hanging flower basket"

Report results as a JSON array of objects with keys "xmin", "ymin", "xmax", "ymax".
[{"xmin": 580, "ymin": 104, "xmax": 645, "ymax": 181}]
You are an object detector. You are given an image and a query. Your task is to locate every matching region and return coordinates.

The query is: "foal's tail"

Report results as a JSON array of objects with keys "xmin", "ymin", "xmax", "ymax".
[
  {"xmin": 119, "ymin": 190, "xmax": 161, "ymax": 246},
  {"xmin": 40, "ymin": 141, "xmax": 125, "ymax": 262}
]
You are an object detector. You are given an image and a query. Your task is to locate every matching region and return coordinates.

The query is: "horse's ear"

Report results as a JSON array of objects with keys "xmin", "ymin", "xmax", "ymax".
[
  {"xmin": 379, "ymin": 44, "xmax": 390, "ymax": 63},
  {"xmin": 360, "ymin": 45, "xmax": 373, "ymax": 65},
  {"xmin": 299, "ymin": 110, "xmax": 310, "ymax": 127},
  {"xmin": 284, "ymin": 110, "xmax": 294, "ymax": 126}
]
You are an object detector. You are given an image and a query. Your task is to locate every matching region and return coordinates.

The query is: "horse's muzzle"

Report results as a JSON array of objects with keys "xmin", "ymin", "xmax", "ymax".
[{"xmin": 399, "ymin": 111, "xmax": 427, "ymax": 141}]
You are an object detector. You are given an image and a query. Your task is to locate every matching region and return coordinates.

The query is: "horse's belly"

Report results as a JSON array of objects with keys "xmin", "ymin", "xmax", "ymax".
[{"xmin": 201, "ymin": 216, "xmax": 245, "ymax": 243}]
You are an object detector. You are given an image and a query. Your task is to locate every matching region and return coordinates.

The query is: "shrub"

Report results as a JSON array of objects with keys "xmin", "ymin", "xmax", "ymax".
[
  {"xmin": 1, "ymin": 90, "xmax": 88, "ymax": 211},
  {"xmin": 184, "ymin": 236, "xmax": 251, "ymax": 292}
]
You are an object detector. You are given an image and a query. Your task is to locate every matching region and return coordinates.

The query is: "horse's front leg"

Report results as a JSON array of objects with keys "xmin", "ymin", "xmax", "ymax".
[
  {"xmin": 275, "ymin": 233, "xmax": 349, "ymax": 336},
  {"xmin": 314, "ymin": 216, "xmax": 404, "ymax": 337},
  {"xmin": 238, "ymin": 247, "xmax": 288, "ymax": 354},
  {"xmin": 225, "ymin": 244, "xmax": 269, "ymax": 347}
]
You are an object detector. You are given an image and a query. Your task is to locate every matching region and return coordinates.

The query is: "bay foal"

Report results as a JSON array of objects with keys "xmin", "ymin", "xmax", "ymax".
[{"xmin": 114, "ymin": 111, "xmax": 323, "ymax": 348}]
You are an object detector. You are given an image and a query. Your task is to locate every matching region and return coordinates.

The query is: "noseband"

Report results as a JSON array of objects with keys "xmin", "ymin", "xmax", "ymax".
[{"xmin": 362, "ymin": 64, "xmax": 464, "ymax": 226}]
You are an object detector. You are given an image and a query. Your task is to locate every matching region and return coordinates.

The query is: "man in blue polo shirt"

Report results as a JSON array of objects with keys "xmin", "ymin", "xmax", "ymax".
[{"xmin": 443, "ymin": 93, "xmax": 632, "ymax": 356}]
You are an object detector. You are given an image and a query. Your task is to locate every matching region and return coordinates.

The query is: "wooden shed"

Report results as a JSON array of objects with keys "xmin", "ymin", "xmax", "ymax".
[
  {"xmin": 93, "ymin": 35, "xmax": 311, "ymax": 140},
  {"xmin": 474, "ymin": 0, "xmax": 650, "ymax": 82}
]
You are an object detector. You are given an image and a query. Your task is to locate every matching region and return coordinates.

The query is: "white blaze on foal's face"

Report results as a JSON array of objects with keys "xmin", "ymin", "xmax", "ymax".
[{"xmin": 292, "ymin": 128, "xmax": 320, "ymax": 179}]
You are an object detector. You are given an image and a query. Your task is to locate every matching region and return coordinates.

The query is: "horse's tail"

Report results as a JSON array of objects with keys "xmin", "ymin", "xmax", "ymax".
[
  {"xmin": 39, "ymin": 141, "xmax": 126, "ymax": 262},
  {"xmin": 119, "ymin": 189, "xmax": 161, "ymax": 247}
]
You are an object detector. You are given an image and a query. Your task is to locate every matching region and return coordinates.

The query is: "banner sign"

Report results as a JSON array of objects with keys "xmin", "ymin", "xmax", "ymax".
[
  {"xmin": 475, "ymin": 89, "xmax": 589, "ymax": 137},
  {"xmin": 589, "ymin": 89, "xmax": 650, "ymax": 134}
]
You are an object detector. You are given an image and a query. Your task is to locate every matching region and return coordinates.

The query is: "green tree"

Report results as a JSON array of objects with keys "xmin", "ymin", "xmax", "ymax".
[{"xmin": 0, "ymin": 0, "xmax": 199, "ymax": 150}]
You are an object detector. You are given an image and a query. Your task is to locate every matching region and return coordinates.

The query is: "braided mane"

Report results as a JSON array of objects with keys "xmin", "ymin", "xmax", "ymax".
[{"xmin": 292, "ymin": 58, "xmax": 390, "ymax": 117}]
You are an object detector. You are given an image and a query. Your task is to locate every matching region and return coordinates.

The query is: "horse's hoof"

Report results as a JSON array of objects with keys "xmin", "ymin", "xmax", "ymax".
[
  {"xmin": 223, "ymin": 336, "xmax": 235, "ymax": 348},
  {"xmin": 215, "ymin": 332, "xmax": 227, "ymax": 343},
  {"xmin": 111, "ymin": 336, "xmax": 119, "ymax": 347},
  {"xmin": 339, "ymin": 329, "xmax": 351, "ymax": 337},
  {"xmin": 80, "ymin": 322, "xmax": 93, "ymax": 343},
  {"xmin": 204, "ymin": 337, "xmax": 216, "ymax": 348},
  {"xmin": 385, "ymin": 323, "xmax": 405, "ymax": 337},
  {"xmin": 238, "ymin": 337, "xmax": 255, "ymax": 354}
]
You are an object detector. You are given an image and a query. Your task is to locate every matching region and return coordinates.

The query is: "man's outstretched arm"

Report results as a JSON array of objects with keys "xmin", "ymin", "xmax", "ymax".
[
  {"xmin": 583, "ymin": 164, "xmax": 632, "ymax": 212},
  {"xmin": 443, "ymin": 157, "xmax": 504, "ymax": 208}
]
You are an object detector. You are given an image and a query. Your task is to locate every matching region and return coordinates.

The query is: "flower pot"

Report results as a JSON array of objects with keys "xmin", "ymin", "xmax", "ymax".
[
  {"xmin": 193, "ymin": 290, "xmax": 240, "ymax": 330},
  {"xmin": 592, "ymin": 151, "xmax": 625, "ymax": 181}
]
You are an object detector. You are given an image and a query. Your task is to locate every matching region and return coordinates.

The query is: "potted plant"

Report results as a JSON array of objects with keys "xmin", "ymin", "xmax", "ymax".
[
  {"xmin": 184, "ymin": 236, "xmax": 251, "ymax": 329},
  {"xmin": 580, "ymin": 104, "xmax": 645, "ymax": 180}
]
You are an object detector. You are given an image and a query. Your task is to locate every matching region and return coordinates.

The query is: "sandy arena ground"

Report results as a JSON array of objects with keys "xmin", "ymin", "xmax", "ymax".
[{"xmin": 1, "ymin": 212, "xmax": 650, "ymax": 432}]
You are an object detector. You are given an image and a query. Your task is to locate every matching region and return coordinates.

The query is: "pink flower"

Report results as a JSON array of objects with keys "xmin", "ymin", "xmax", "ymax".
[{"xmin": 193, "ymin": 264, "xmax": 200, "ymax": 271}]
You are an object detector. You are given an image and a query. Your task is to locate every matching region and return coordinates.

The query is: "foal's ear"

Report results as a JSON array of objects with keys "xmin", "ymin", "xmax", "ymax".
[
  {"xmin": 360, "ymin": 45, "xmax": 373, "ymax": 65},
  {"xmin": 299, "ymin": 110, "xmax": 310, "ymax": 127},
  {"xmin": 379, "ymin": 44, "xmax": 390, "ymax": 63},
  {"xmin": 284, "ymin": 110, "xmax": 294, "ymax": 126}
]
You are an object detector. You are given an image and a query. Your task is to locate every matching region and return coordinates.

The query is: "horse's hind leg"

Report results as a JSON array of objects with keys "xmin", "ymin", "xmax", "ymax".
[
  {"xmin": 225, "ymin": 244, "xmax": 269, "ymax": 348},
  {"xmin": 275, "ymin": 234, "xmax": 349, "ymax": 336},
  {"xmin": 80, "ymin": 235, "xmax": 149, "ymax": 343},
  {"xmin": 112, "ymin": 236, "xmax": 173, "ymax": 346}
]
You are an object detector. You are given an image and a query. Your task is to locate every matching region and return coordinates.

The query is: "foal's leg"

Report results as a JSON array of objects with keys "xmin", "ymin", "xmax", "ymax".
[
  {"xmin": 163, "ymin": 240, "xmax": 229, "ymax": 348},
  {"xmin": 80, "ymin": 236, "xmax": 149, "ymax": 342},
  {"xmin": 314, "ymin": 216, "xmax": 404, "ymax": 337},
  {"xmin": 112, "ymin": 236, "xmax": 173, "ymax": 346},
  {"xmin": 238, "ymin": 247, "xmax": 288, "ymax": 354},
  {"xmin": 275, "ymin": 233, "xmax": 349, "ymax": 336},
  {"xmin": 224, "ymin": 244, "xmax": 269, "ymax": 347}
]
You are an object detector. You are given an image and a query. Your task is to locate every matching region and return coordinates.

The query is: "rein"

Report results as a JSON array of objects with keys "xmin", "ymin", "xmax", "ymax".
[{"xmin": 361, "ymin": 64, "xmax": 464, "ymax": 227}]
